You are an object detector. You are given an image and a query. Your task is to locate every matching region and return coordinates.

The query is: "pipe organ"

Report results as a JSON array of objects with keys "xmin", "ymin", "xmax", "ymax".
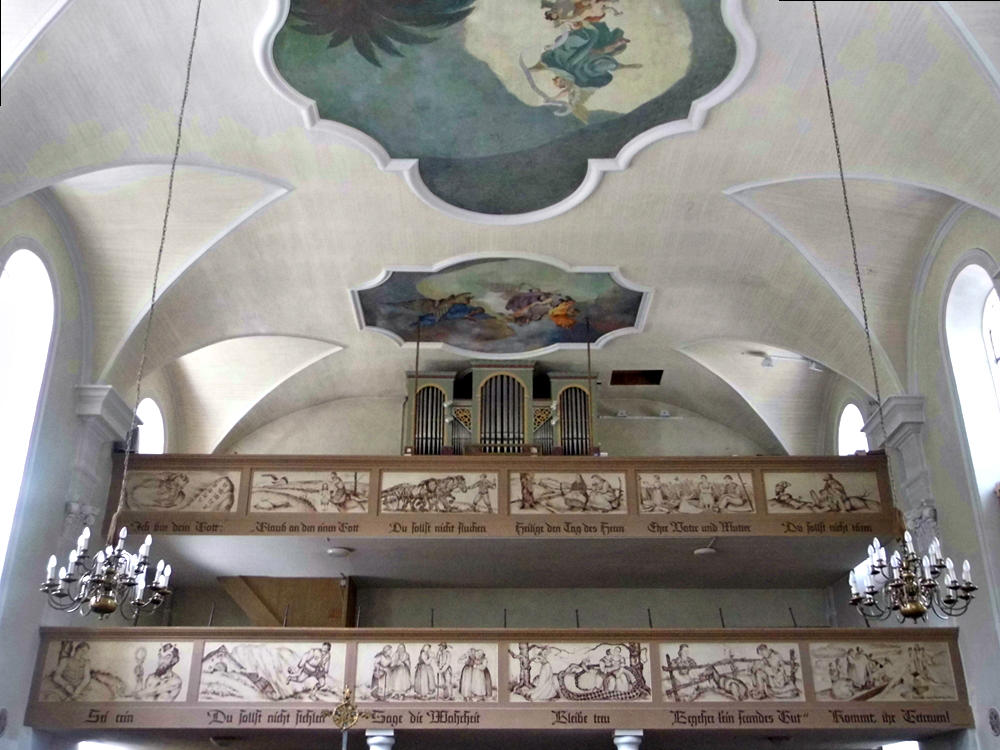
[{"xmin": 405, "ymin": 363, "xmax": 593, "ymax": 456}]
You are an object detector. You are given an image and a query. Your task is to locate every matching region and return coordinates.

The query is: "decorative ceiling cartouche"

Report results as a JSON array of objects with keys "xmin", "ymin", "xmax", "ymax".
[
  {"xmin": 352, "ymin": 256, "xmax": 651, "ymax": 358},
  {"xmin": 264, "ymin": 0, "xmax": 756, "ymax": 222}
]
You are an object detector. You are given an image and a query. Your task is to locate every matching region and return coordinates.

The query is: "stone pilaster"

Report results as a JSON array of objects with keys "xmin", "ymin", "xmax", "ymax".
[
  {"xmin": 63, "ymin": 385, "xmax": 132, "ymax": 543},
  {"xmin": 862, "ymin": 395, "xmax": 937, "ymax": 551},
  {"xmin": 612, "ymin": 730, "xmax": 643, "ymax": 750}
]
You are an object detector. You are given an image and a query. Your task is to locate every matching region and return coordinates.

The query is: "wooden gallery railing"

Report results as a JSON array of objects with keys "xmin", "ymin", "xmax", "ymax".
[
  {"xmin": 106, "ymin": 453, "xmax": 898, "ymax": 540},
  {"xmin": 26, "ymin": 627, "xmax": 970, "ymax": 735}
]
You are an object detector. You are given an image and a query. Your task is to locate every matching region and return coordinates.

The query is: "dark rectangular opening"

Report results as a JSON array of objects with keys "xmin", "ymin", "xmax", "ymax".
[{"xmin": 609, "ymin": 369, "xmax": 663, "ymax": 386}]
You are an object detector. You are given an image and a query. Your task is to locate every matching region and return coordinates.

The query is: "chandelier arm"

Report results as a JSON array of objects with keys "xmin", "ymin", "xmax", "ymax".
[{"xmin": 109, "ymin": 0, "xmax": 204, "ymax": 543}]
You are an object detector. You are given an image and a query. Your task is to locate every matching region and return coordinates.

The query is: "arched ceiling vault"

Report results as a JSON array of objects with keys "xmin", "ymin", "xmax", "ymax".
[{"xmin": 2, "ymin": 1, "xmax": 1000, "ymax": 455}]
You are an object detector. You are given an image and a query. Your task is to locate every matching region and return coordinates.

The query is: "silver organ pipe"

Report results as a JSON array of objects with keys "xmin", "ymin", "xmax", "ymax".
[
  {"xmin": 414, "ymin": 386, "xmax": 445, "ymax": 455},
  {"xmin": 480, "ymin": 374, "xmax": 524, "ymax": 454},
  {"xmin": 559, "ymin": 386, "xmax": 591, "ymax": 456}
]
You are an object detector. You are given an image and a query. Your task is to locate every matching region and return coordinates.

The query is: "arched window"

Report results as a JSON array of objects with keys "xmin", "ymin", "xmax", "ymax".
[
  {"xmin": 945, "ymin": 262, "xmax": 1000, "ymax": 608},
  {"xmin": 837, "ymin": 403, "xmax": 868, "ymax": 456},
  {"xmin": 0, "ymin": 249, "xmax": 54, "ymax": 585},
  {"xmin": 136, "ymin": 397, "xmax": 165, "ymax": 454},
  {"xmin": 947, "ymin": 266, "xmax": 1000, "ymax": 487}
]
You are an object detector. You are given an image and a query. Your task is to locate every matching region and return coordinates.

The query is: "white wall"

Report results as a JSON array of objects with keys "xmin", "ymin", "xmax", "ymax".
[
  {"xmin": 226, "ymin": 396, "xmax": 405, "ymax": 455},
  {"xmin": 596, "ymin": 399, "xmax": 768, "ymax": 456}
]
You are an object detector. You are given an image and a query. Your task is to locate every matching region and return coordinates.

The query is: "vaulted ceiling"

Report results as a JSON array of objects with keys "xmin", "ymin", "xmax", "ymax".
[{"xmin": 2, "ymin": 0, "xmax": 999, "ymax": 456}]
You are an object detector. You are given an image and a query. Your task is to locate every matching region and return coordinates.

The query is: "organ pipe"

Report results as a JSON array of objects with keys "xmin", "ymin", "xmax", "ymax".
[
  {"xmin": 414, "ymin": 385, "xmax": 445, "ymax": 455},
  {"xmin": 559, "ymin": 386, "xmax": 590, "ymax": 456}
]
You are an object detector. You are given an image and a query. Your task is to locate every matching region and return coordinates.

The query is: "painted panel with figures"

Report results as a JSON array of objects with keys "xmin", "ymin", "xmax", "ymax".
[
  {"xmin": 639, "ymin": 472, "xmax": 755, "ymax": 514},
  {"xmin": 250, "ymin": 470, "xmax": 369, "ymax": 513},
  {"xmin": 764, "ymin": 471, "xmax": 881, "ymax": 514},
  {"xmin": 508, "ymin": 642, "xmax": 651, "ymax": 702},
  {"xmin": 510, "ymin": 472, "xmax": 627, "ymax": 514},
  {"xmin": 199, "ymin": 641, "xmax": 347, "ymax": 702},
  {"xmin": 355, "ymin": 642, "xmax": 498, "ymax": 703},
  {"xmin": 659, "ymin": 642, "xmax": 804, "ymax": 703},
  {"xmin": 124, "ymin": 470, "xmax": 239, "ymax": 512},
  {"xmin": 38, "ymin": 639, "xmax": 192, "ymax": 702},
  {"xmin": 380, "ymin": 472, "xmax": 498, "ymax": 513},
  {"xmin": 810, "ymin": 642, "xmax": 957, "ymax": 702}
]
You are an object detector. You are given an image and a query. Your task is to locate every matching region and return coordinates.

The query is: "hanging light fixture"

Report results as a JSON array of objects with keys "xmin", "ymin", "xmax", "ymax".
[
  {"xmin": 39, "ymin": 0, "xmax": 203, "ymax": 619},
  {"xmin": 849, "ymin": 533, "xmax": 977, "ymax": 622},
  {"xmin": 809, "ymin": 3, "xmax": 977, "ymax": 622}
]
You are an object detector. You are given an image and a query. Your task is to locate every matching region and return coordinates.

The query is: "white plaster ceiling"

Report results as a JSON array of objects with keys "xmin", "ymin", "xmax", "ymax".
[{"xmin": 2, "ymin": 0, "xmax": 1000, "ymax": 455}]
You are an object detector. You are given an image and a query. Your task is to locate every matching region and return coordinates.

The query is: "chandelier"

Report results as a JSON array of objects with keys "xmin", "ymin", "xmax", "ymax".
[
  {"xmin": 810, "ymin": 3, "xmax": 978, "ymax": 623},
  {"xmin": 39, "ymin": 0, "xmax": 203, "ymax": 620},
  {"xmin": 849, "ymin": 534, "xmax": 977, "ymax": 623},
  {"xmin": 40, "ymin": 527, "xmax": 171, "ymax": 619}
]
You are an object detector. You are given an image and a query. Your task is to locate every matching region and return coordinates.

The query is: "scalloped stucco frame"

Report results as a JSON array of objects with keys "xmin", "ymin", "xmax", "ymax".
[
  {"xmin": 349, "ymin": 252, "xmax": 653, "ymax": 360},
  {"xmin": 255, "ymin": 0, "xmax": 757, "ymax": 225}
]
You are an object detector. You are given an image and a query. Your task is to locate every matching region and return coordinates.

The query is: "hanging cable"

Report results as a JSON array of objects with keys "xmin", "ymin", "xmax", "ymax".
[
  {"xmin": 813, "ymin": 2, "xmax": 897, "ymax": 496},
  {"xmin": 111, "ymin": 0, "xmax": 203, "ymax": 536}
]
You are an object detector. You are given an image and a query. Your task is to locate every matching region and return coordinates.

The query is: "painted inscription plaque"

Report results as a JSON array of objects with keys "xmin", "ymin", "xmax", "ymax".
[
  {"xmin": 639, "ymin": 472, "xmax": 755, "ymax": 514},
  {"xmin": 764, "ymin": 472, "xmax": 881, "ymax": 514},
  {"xmin": 810, "ymin": 642, "xmax": 957, "ymax": 702},
  {"xmin": 199, "ymin": 641, "xmax": 347, "ymax": 702},
  {"xmin": 124, "ymin": 469, "xmax": 239, "ymax": 512},
  {"xmin": 508, "ymin": 642, "xmax": 651, "ymax": 702},
  {"xmin": 659, "ymin": 642, "xmax": 804, "ymax": 703},
  {"xmin": 251, "ymin": 470, "xmax": 369, "ymax": 513},
  {"xmin": 38, "ymin": 639, "xmax": 192, "ymax": 702},
  {"xmin": 510, "ymin": 472, "xmax": 626, "ymax": 514},
  {"xmin": 355, "ymin": 642, "xmax": 498, "ymax": 703},
  {"xmin": 380, "ymin": 472, "xmax": 498, "ymax": 513}
]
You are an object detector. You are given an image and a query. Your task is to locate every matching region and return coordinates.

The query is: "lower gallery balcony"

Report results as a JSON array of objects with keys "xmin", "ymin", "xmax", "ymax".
[{"xmin": 25, "ymin": 626, "xmax": 972, "ymax": 749}]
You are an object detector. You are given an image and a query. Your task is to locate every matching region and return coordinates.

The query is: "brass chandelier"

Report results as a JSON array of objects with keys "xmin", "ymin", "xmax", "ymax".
[
  {"xmin": 39, "ymin": 0, "xmax": 204, "ymax": 619},
  {"xmin": 849, "ymin": 534, "xmax": 977, "ymax": 622}
]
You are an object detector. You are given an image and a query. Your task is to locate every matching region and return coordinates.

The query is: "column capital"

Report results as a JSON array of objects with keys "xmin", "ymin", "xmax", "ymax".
[
  {"xmin": 613, "ymin": 729, "xmax": 644, "ymax": 750},
  {"xmin": 862, "ymin": 395, "xmax": 925, "ymax": 449},
  {"xmin": 75, "ymin": 384, "xmax": 133, "ymax": 442},
  {"xmin": 366, "ymin": 729, "xmax": 395, "ymax": 750}
]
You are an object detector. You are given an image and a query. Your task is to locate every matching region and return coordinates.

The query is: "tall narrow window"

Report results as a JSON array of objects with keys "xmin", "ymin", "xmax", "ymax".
[
  {"xmin": 135, "ymin": 397, "xmax": 165, "ymax": 454},
  {"xmin": 983, "ymin": 288, "xmax": 1000, "ymax": 407},
  {"xmin": 0, "ymin": 249, "xmax": 54, "ymax": 585},
  {"xmin": 837, "ymin": 403, "xmax": 868, "ymax": 455},
  {"xmin": 945, "ymin": 263, "xmax": 1000, "ymax": 608}
]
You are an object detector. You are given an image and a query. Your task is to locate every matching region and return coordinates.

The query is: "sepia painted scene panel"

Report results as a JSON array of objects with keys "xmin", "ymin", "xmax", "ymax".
[
  {"xmin": 508, "ymin": 642, "xmax": 651, "ymax": 702},
  {"xmin": 659, "ymin": 642, "xmax": 804, "ymax": 703},
  {"xmin": 764, "ymin": 472, "xmax": 881, "ymax": 514},
  {"xmin": 810, "ymin": 642, "xmax": 958, "ymax": 702},
  {"xmin": 250, "ymin": 470, "xmax": 369, "ymax": 513},
  {"xmin": 639, "ymin": 472, "xmax": 755, "ymax": 514},
  {"xmin": 199, "ymin": 641, "xmax": 347, "ymax": 702},
  {"xmin": 355, "ymin": 642, "xmax": 498, "ymax": 703},
  {"xmin": 124, "ymin": 470, "xmax": 239, "ymax": 512},
  {"xmin": 379, "ymin": 472, "xmax": 498, "ymax": 513},
  {"xmin": 38, "ymin": 639, "xmax": 192, "ymax": 702},
  {"xmin": 510, "ymin": 472, "xmax": 627, "ymax": 514}
]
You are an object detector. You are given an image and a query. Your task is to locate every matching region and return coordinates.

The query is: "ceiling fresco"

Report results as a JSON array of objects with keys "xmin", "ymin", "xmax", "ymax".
[
  {"xmin": 273, "ymin": 0, "xmax": 741, "ymax": 216},
  {"xmin": 352, "ymin": 257, "xmax": 650, "ymax": 357}
]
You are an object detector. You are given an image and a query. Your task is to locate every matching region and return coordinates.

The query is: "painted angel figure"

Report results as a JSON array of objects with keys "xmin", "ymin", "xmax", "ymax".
[{"xmin": 526, "ymin": 21, "xmax": 641, "ymax": 123}]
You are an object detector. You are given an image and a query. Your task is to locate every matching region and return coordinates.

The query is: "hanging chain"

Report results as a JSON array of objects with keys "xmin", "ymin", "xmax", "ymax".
[
  {"xmin": 812, "ymin": 3, "xmax": 903, "ymax": 530},
  {"xmin": 111, "ymin": 0, "xmax": 203, "ymax": 539}
]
